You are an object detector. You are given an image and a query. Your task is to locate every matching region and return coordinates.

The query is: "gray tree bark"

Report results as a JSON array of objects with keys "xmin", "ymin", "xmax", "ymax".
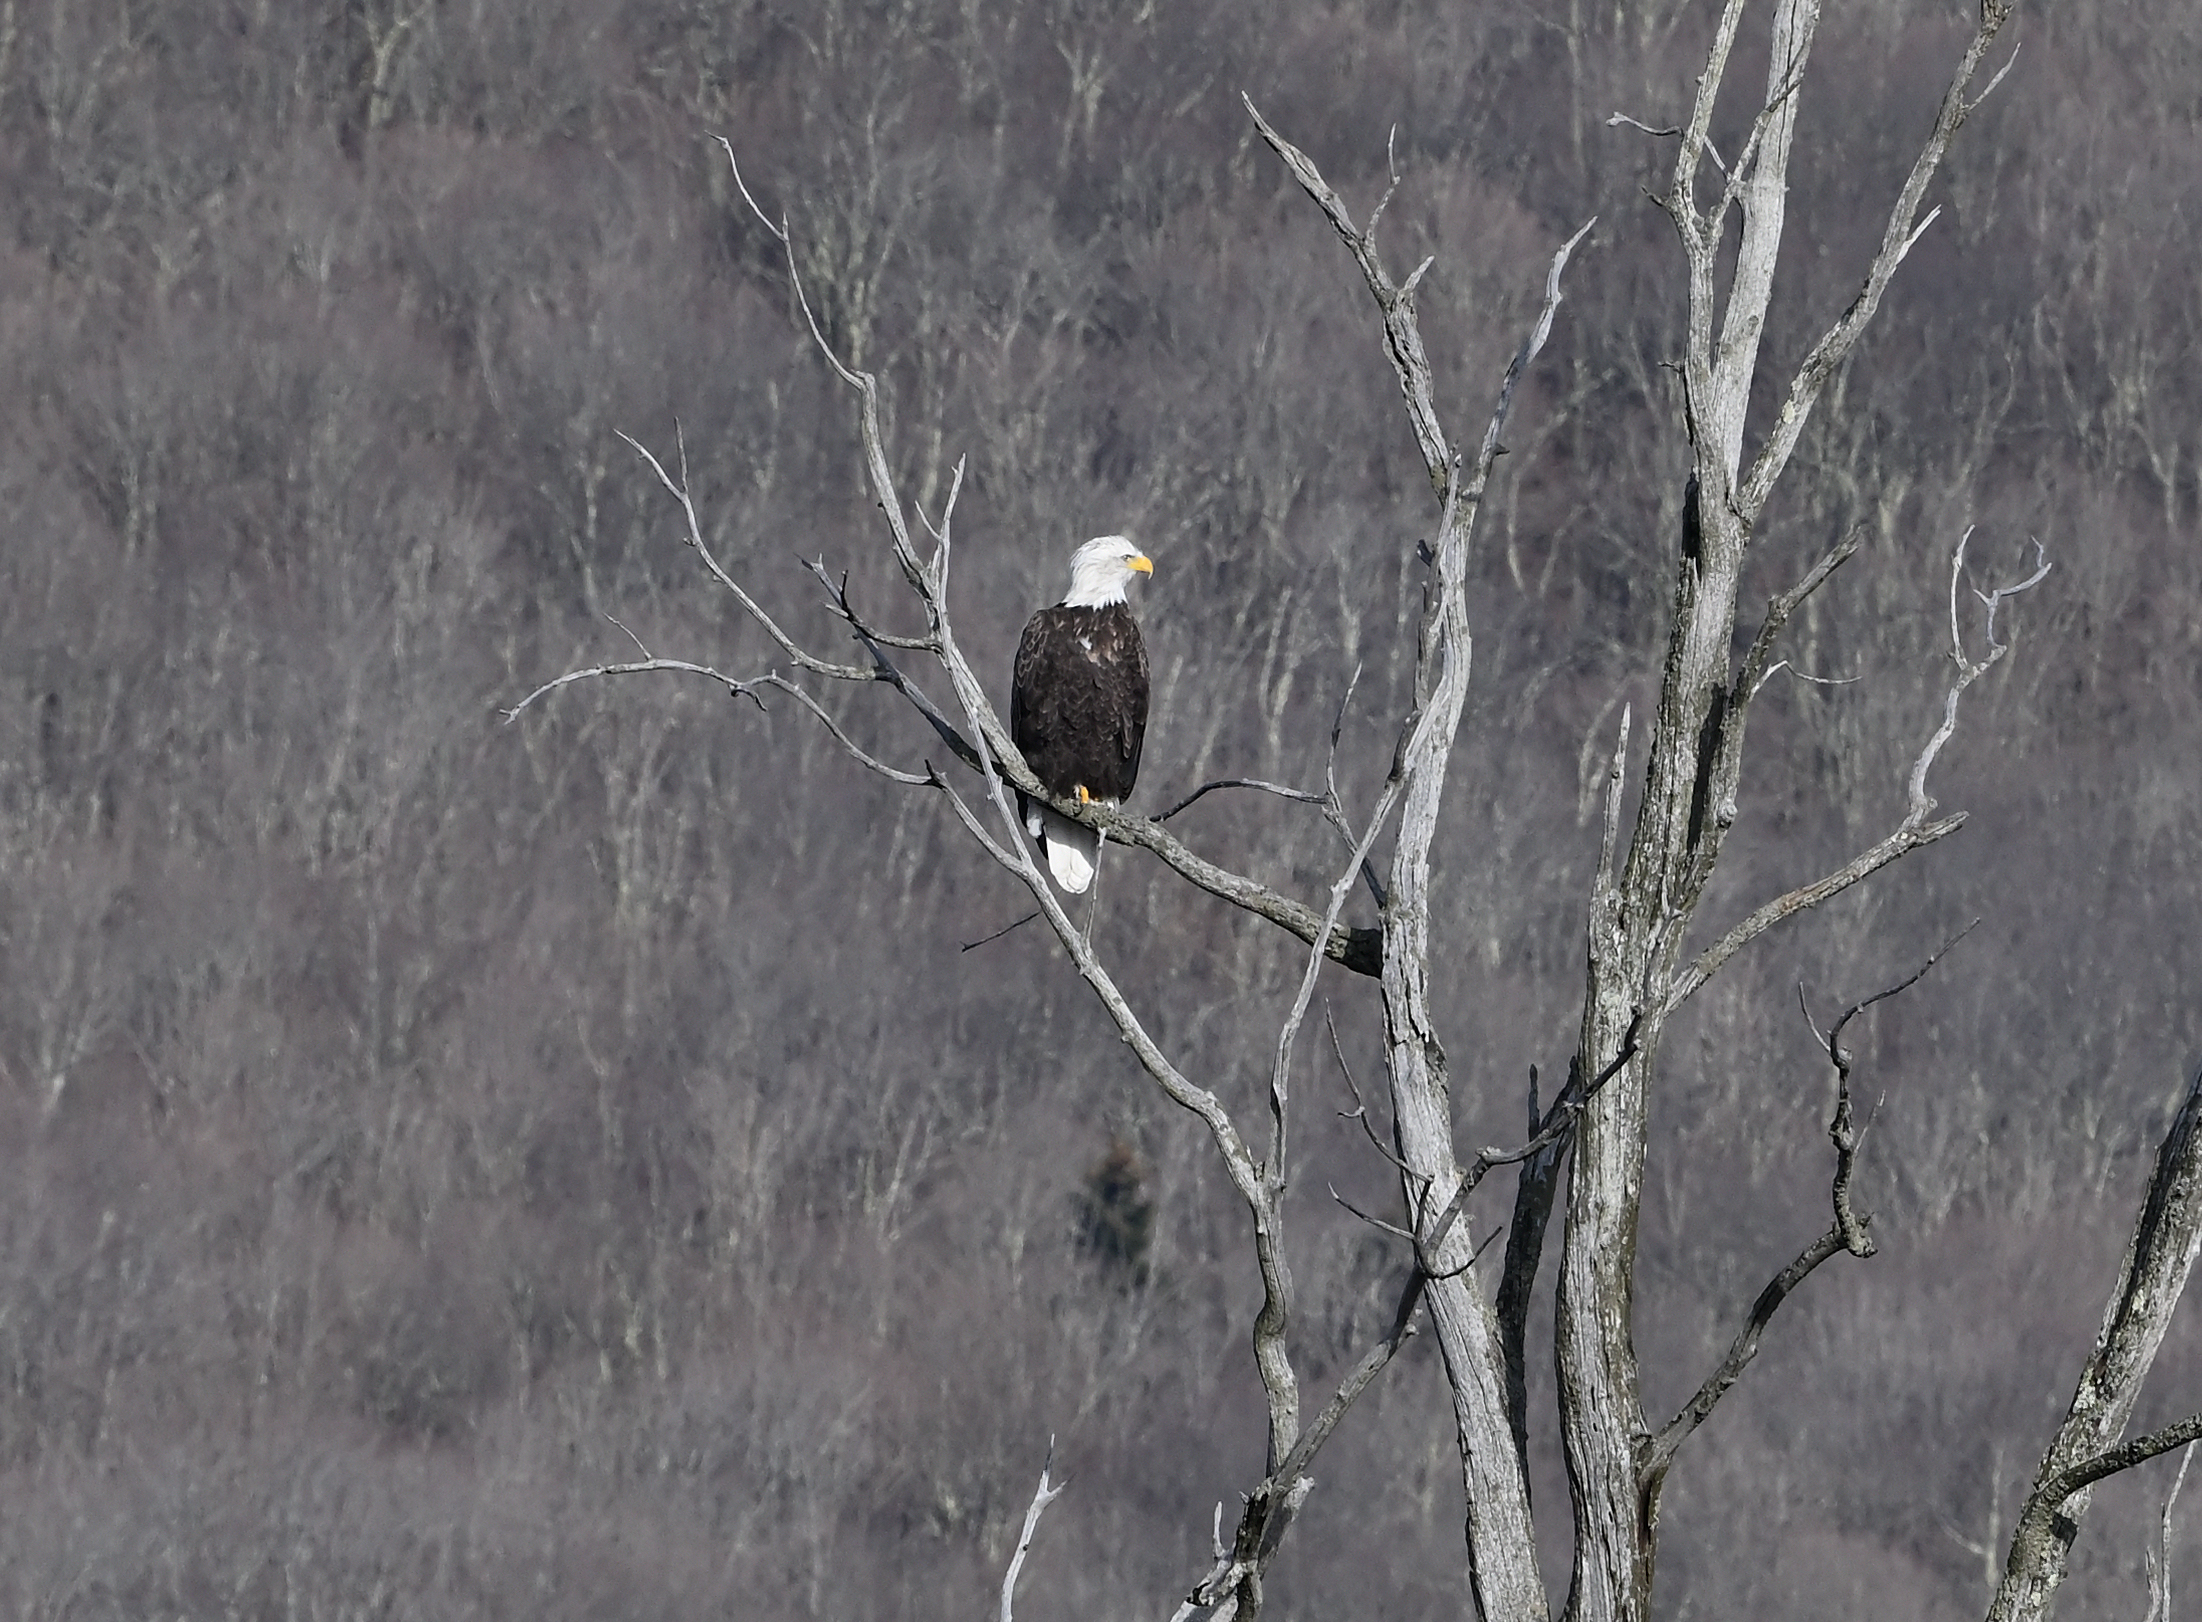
[
  {"xmin": 1540, "ymin": 3, "xmax": 2016, "ymax": 1616},
  {"xmin": 1989, "ymin": 1061, "xmax": 2202, "ymax": 1622}
]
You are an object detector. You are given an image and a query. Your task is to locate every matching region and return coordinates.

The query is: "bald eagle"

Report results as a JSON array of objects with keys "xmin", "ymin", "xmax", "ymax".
[{"xmin": 1011, "ymin": 535, "xmax": 1153, "ymax": 894}]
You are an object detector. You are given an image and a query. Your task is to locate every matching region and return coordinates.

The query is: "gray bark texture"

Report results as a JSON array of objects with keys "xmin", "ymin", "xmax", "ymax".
[
  {"xmin": 1989, "ymin": 1061, "xmax": 2202, "ymax": 1622},
  {"xmin": 1544, "ymin": 2, "xmax": 2015, "ymax": 1617}
]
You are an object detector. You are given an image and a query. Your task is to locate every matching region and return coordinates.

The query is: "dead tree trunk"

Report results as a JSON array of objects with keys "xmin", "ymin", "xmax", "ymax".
[
  {"xmin": 1540, "ymin": 4, "xmax": 2015, "ymax": 1616},
  {"xmin": 1252, "ymin": 3, "xmax": 2018, "ymax": 1617}
]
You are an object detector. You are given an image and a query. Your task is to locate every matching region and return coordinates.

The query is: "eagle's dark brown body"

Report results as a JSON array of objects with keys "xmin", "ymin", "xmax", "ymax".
[{"xmin": 1011, "ymin": 601, "xmax": 1149, "ymax": 807}]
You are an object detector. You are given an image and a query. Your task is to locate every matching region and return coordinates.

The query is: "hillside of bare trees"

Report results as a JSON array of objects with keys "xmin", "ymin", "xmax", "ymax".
[{"xmin": 2, "ymin": 1, "xmax": 2199, "ymax": 1617}]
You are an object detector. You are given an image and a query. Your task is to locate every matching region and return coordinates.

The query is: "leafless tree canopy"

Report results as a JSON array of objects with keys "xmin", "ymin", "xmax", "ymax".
[{"xmin": 2, "ymin": 0, "xmax": 2201, "ymax": 1618}]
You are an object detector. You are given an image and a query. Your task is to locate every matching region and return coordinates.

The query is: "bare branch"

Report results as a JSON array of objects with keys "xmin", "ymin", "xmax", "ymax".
[
  {"xmin": 1317, "ymin": 664, "xmax": 1388, "ymax": 907},
  {"xmin": 501, "ymin": 614, "xmax": 928, "ymax": 792},
  {"xmin": 1153, "ymin": 777, "xmax": 1330, "ymax": 823},
  {"xmin": 2034, "ymin": 1413, "xmax": 2202, "ymax": 1516},
  {"xmin": 1416, "ymin": 1013, "xmax": 1644, "ymax": 1278},
  {"xmin": 1735, "ymin": 4, "xmax": 2018, "ymax": 520},
  {"xmin": 1094, "ymin": 806, "xmax": 1385, "ymax": 977},
  {"xmin": 1240, "ymin": 750, "xmax": 1415, "ymax": 1521},
  {"xmin": 1592, "ymin": 702, "xmax": 1631, "ymax": 908},
  {"xmin": 1330, "ymin": 1183, "xmax": 1418, "ymax": 1244},
  {"xmin": 1499, "ymin": 701, "xmax": 1628, "ymax": 1449},
  {"xmin": 800, "ymin": 560, "xmax": 985, "ymax": 770},
  {"xmin": 501, "ymin": 654, "xmax": 768, "ymax": 723},
  {"xmin": 1906, "ymin": 532, "xmax": 2051, "ymax": 825},
  {"xmin": 1274, "ymin": 1274, "xmax": 1422, "ymax": 1489},
  {"xmin": 1474, "ymin": 216, "xmax": 1597, "ymax": 484},
  {"xmin": 1992, "ymin": 1056, "xmax": 2202, "ymax": 1622},
  {"xmin": 1242, "ymin": 95, "xmax": 1454, "ymax": 495},
  {"xmin": 765, "ymin": 675, "xmax": 935, "ymax": 786},
  {"xmin": 616, "ymin": 428, "xmax": 875, "ymax": 681},
  {"xmin": 1332, "ymin": 1007, "xmax": 1421, "ymax": 1183},
  {"xmin": 1821, "ymin": 919, "xmax": 1979, "ymax": 1058},
  {"xmin": 1666, "ymin": 533, "xmax": 2039, "ymax": 1013},
  {"xmin": 1645, "ymin": 930, "xmax": 1962, "ymax": 1482},
  {"xmin": 1666, "ymin": 533, "xmax": 1863, "ymax": 921},
  {"xmin": 1735, "ymin": 534, "xmax": 1861, "ymax": 711},
  {"xmin": 1663, "ymin": 812, "xmax": 1965, "ymax": 1015},
  {"xmin": 999, "ymin": 1440, "xmax": 1067, "ymax": 1622},
  {"xmin": 1751, "ymin": 660, "xmax": 1859, "ymax": 698},
  {"xmin": 1671, "ymin": 0, "xmax": 1752, "ymax": 225},
  {"xmin": 1606, "ymin": 111, "xmax": 1685, "ymax": 141},
  {"xmin": 960, "ymin": 911, "xmax": 1039, "ymax": 953},
  {"xmin": 1645, "ymin": 1228, "xmax": 1848, "ymax": 1484},
  {"xmin": 1364, "ymin": 123, "xmax": 1404, "ymax": 244},
  {"xmin": 1894, "ymin": 202, "xmax": 1943, "ymax": 265},
  {"xmin": 1709, "ymin": 53, "xmax": 1812, "ymax": 241},
  {"xmin": 715, "ymin": 136, "xmax": 789, "ymax": 246},
  {"xmin": 1267, "ymin": 742, "xmax": 1410, "ymax": 1195},
  {"xmin": 1969, "ymin": 40, "xmax": 2023, "ymax": 115},
  {"xmin": 2144, "ymin": 1441, "xmax": 2196, "ymax": 1622}
]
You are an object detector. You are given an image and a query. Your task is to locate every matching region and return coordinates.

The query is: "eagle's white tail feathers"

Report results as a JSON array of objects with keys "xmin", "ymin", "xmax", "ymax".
[{"xmin": 1027, "ymin": 801, "xmax": 1104, "ymax": 895}]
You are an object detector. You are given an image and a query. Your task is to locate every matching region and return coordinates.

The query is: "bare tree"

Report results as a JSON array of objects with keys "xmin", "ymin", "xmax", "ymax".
[{"xmin": 510, "ymin": 1, "xmax": 2202, "ymax": 1619}]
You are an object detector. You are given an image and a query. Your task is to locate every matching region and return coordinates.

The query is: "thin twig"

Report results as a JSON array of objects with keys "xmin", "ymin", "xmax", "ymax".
[
  {"xmin": 1409, "ymin": 1013, "xmax": 1644, "ymax": 1276},
  {"xmin": 1153, "ymin": 777, "xmax": 1330, "ymax": 822},
  {"xmin": 616, "ymin": 428, "xmax": 874, "ymax": 682},
  {"xmin": 1330, "ymin": 1184, "xmax": 1418, "ymax": 1243},
  {"xmin": 1268, "ymin": 751, "xmax": 1410, "ymax": 1195},
  {"xmin": 2144, "ymin": 1440, "xmax": 2195, "ymax": 1622},
  {"xmin": 962, "ymin": 912, "xmax": 1041, "ymax": 952},
  {"xmin": 501, "ymin": 655, "xmax": 767, "ymax": 722},
  {"xmin": 1331, "ymin": 1007, "xmax": 1420, "ymax": 1182},
  {"xmin": 1821, "ymin": 918, "xmax": 1980, "ymax": 1057},
  {"xmin": 1752, "ymin": 660, "xmax": 1859, "ymax": 696}
]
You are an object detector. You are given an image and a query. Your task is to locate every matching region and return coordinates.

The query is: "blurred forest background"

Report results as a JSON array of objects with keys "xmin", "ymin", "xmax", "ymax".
[{"xmin": 1, "ymin": 0, "xmax": 2198, "ymax": 1617}]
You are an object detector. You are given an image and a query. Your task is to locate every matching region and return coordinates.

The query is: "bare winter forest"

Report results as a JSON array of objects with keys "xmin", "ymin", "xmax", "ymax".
[{"xmin": 2, "ymin": 0, "xmax": 2200, "ymax": 1616}]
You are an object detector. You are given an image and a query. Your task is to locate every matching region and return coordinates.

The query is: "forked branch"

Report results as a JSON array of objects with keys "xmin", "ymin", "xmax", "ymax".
[
  {"xmin": 1991, "ymin": 1055, "xmax": 2202, "ymax": 1622},
  {"xmin": 1664, "ymin": 533, "xmax": 2047, "ymax": 1015},
  {"xmin": 999, "ymin": 1441, "xmax": 1066, "ymax": 1622},
  {"xmin": 1735, "ymin": 4, "xmax": 2018, "ymax": 520},
  {"xmin": 1644, "ymin": 930, "xmax": 1968, "ymax": 1488}
]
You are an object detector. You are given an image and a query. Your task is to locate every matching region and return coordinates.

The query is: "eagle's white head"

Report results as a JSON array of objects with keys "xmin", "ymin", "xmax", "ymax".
[{"xmin": 1061, "ymin": 535, "xmax": 1154, "ymax": 608}]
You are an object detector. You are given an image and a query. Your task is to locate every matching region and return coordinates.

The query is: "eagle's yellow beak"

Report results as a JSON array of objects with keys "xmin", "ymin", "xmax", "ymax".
[{"xmin": 1128, "ymin": 554, "xmax": 1154, "ymax": 575}]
